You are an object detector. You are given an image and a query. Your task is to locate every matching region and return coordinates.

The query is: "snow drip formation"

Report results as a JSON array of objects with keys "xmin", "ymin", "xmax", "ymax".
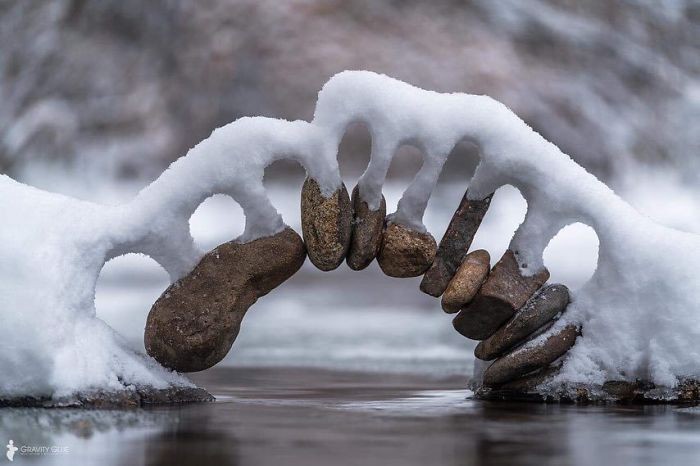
[{"xmin": 1, "ymin": 70, "xmax": 699, "ymax": 400}]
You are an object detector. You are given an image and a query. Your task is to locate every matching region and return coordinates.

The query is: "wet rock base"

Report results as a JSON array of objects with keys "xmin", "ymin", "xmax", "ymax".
[
  {"xmin": 475, "ymin": 379, "xmax": 700, "ymax": 405},
  {"xmin": 0, "ymin": 386, "xmax": 214, "ymax": 409}
]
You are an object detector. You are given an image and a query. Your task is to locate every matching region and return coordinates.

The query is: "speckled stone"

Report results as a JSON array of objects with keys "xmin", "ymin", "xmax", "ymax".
[
  {"xmin": 377, "ymin": 221, "xmax": 437, "ymax": 278},
  {"xmin": 301, "ymin": 177, "xmax": 352, "ymax": 271},
  {"xmin": 346, "ymin": 185, "xmax": 386, "ymax": 270},
  {"xmin": 441, "ymin": 249, "xmax": 490, "ymax": 313},
  {"xmin": 475, "ymin": 284, "xmax": 570, "ymax": 360},
  {"xmin": 452, "ymin": 249, "xmax": 550, "ymax": 340},
  {"xmin": 145, "ymin": 227, "xmax": 306, "ymax": 372},
  {"xmin": 420, "ymin": 190, "xmax": 492, "ymax": 297},
  {"xmin": 481, "ymin": 324, "xmax": 579, "ymax": 386}
]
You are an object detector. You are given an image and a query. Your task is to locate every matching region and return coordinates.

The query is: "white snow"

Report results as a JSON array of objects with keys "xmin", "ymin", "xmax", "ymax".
[
  {"xmin": 1, "ymin": 70, "xmax": 699, "ymax": 399},
  {"xmin": 0, "ymin": 176, "xmax": 189, "ymax": 398}
]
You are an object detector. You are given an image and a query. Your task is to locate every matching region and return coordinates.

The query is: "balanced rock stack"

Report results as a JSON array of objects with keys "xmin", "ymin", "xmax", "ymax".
[
  {"xmin": 144, "ymin": 179, "xmax": 579, "ymax": 402},
  {"xmin": 414, "ymin": 188, "xmax": 578, "ymax": 398},
  {"xmin": 452, "ymin": 250, "xmax": 550, "ymax": 340}
]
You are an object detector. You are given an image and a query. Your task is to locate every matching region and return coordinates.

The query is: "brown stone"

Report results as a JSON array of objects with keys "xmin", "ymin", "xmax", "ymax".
[
  {"xmin": 475, "ymin": 284, "xmax": 570, "ymax": 360},
  {"xmin": 346, "ymin": 185, "xmax": 386, "ymax": 270},
  {"xmin": 377, "ymin": 221, "xmax": 437, "ymax": 278},
  {"xmin": 441, "ymin": 249, "xmax": 490, "ymax": 313},
  {"xmin": 145, "ymin": 227, "xmax": 306, "ymax": 372},
  {"xmin": 452, "ymin": 249, "xmax": 550, "ymax": 340},
  {"xmin": 300, "ymin": 177, "xmax": 352, "ymax": 271},
  {"xmin": 481, "ymin": 324, "xmax": 579, "ymax": 386},
  {"xmin": 420, "ymin": 190, "xmax": 492, "ymax": 297},
  {"xmin": 475, "ymin": 364, "xmax": 561, "ymax": 402}
]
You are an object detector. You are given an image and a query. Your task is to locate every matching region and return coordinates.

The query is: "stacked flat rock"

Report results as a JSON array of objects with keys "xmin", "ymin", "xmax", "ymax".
[
  {"xmin": 377, "ymin": 221, "xmax": 437, "ymax": 278},
  {"xmin": 420, "ymin": 190, "xmax": 492, "ymax": 297},
  {"xmin": 453, "ymin": 249, "xmax": 550, "ymax": 340},
  {"xmin": 145, "ymin": 227, "xmax": 306, "ymax": 372},
  {"xmin": 475, "ymin": 284, "xmax": 570, "ymax": 360},
  {"xmin": 481, "ymin": 325, "xmax": 579, "ymax": 386},
  {"xmin": 301, "ymin": 177, "xmax": 352, "ymax": 271},
  {"xmin": 475, "ymin": 364, "xmax": 563, "ymax": 402},
  {"xmin": 441, "ymin": 249, "xmax": 490, "ymax": 313},
  {"xmin": 346, "ymin": 185, "xmax": 386, "ymax": 270}
]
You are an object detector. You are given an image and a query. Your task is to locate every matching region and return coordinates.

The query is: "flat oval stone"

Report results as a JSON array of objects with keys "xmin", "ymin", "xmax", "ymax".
[
  {"xmin": 301, "ymin": 177, "xmax": 352, "ymax": 271},
  {"xmin": 452, "ymin": 249, "xmax": 550, "ymax": 340},
  {"xmin": 441, "ymin": 249, "xmax": 490, "ymax": 313},
  {"xmin": 377, "ymin": 222, "xmax": 437, "ymax": 278},
  {"xmin": 481, "ymin": 324, "xmax": 579, "ymax": 386},
  {"xmin": 145, "ymin": 227, "xmax": 306, "ymax": 372},
  {"xmin": 346, "ymin": 185, "xmax": 386, "ymax": 271},
  {"xmin": 475, "ymin": 284, "xmax": 570, "ymax": 360}
]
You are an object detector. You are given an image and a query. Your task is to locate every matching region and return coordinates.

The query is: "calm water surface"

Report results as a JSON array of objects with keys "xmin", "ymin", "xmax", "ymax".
[{"xmin": 1, "ymin": 367, "xmax": 699, "ymax": 466}]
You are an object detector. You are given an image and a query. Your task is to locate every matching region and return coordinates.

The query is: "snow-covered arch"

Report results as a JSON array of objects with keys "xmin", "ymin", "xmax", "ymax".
[{"xmin": 1, "ymin": 70, "xmax": 699, "ymax": 402}]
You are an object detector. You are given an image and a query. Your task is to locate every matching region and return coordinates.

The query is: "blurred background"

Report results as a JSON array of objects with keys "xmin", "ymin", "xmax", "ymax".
[{"xmin": 2, "ymin": 0, "xmax": 699, "ymax": 377}]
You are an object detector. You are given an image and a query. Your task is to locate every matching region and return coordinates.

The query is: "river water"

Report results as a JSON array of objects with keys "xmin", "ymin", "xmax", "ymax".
[{"xmin": 2, "ymin": 367, "xmax": 700, "ymax": 466}]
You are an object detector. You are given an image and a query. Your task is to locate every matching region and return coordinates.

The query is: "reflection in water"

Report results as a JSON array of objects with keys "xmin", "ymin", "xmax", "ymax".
[
  {"xmin": 0, "ymin": 408, "xmax": 173, "ymax": 465},
  {"xmin": 1, "ymin": 367, "xmax": 699, "ymax": 466},
  {"xmin": 0, "ymin": 408, "xmax": 168, "ymax": 441},
  {"xmin": 143, "ymin": 407, "xmax": 240, "ymax": 466}
]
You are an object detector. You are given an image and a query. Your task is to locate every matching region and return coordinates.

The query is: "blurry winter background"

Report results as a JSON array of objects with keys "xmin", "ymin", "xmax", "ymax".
[{"xmin": 2, "ymin": 0, "xmax": 698, "ymax": 377}]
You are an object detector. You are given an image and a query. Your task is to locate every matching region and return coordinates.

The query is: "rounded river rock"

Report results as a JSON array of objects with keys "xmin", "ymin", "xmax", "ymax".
[
  {"xmin": 346, "ymin": 185, "xmax": 386, "ymax": 270},
  {"xmin": 441, "ymin": 249, "xmax": 490, "ymax": 313},
  {"xmin": 377, "ymin": 221, "xmax": 437, "ymax": 278},
  {"xmin": 301, "ymin": 177, "xmax": 352, "ymax": 271}
]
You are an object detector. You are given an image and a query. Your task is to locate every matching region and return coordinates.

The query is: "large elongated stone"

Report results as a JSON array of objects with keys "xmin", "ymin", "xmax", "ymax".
[
  {"xmin": 475, "ymin": 284, "xmax": 570, "ymax": 360},
  {"xmin": 441, "ymin": 249, "xmax": 490, "ymax": 313},
  {"xmin": 301, "ymin": 177, "xmax": 352, "ymax": 271},
  {"xmin": 145, "ymin": 227, "xmax": 306, "ymax": 372},
  {"xmin": 377, "ymin": 222, "xmax": 437, "ymax": 278},
  {"xmin": 481, "ymin": 325, "xmax": 579, "ymax": 386},
  {"xmin": 346, "ymin": 185, "xmax": 386, "ymax": 270},
  {"xmin": 420, "ymin": 190, "xmax": 492, "ymax": 297},
  {"xmin": 453, "ymin": 249, "xmax": 549, "ymax": 340}
]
